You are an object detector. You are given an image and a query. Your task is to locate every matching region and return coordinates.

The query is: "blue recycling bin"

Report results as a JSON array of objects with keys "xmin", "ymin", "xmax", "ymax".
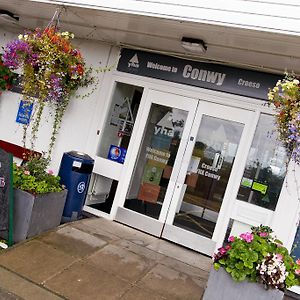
[{"xmin": 58, "ymin": 151, "xmax": 94, "ymax": 222}]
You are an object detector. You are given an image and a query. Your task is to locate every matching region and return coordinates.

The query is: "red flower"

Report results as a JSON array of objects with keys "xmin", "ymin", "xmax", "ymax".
[{"xmin": 76, "ymin": 64, "xmax": 84, "ymax": 75}]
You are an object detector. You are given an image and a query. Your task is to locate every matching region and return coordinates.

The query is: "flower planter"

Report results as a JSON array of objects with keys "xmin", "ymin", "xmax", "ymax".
[
  {"xmin": 203, "ymin": 267, "xmax": 284, "ymax": 300},
  {"xmin": 13, "ymin": 188, "xmax": 67, "ymax": 243}
]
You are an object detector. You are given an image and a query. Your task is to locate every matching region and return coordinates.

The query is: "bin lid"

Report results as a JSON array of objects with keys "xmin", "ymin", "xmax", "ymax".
[{"xmin": 66, "ymin": 151, "xmax": 94, "ymax": 164}]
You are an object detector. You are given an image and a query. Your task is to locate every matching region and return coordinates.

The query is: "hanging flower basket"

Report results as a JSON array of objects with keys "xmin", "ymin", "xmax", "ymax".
[
  {"xmin": 268, "ymin": 74, "xmax": 300, "ymax": 164},
  {"xmin": 2, "ymin": 19, "xmax": 94, "ymax": 158}
]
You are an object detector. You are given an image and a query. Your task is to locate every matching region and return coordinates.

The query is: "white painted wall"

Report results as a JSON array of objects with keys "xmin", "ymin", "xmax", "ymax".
[
  {"xmin": 33, "ymin": 0, "xmax": 300, "ymax": 35},
  {"xmin": 0, "ymin": 28, "xmax": 114, "ymax": 173}
]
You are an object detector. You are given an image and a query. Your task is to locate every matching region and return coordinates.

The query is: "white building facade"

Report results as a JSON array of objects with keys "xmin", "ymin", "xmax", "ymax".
[{"xmin": 0, "ymin": 1, "xmax": 300, "ymax": 289}]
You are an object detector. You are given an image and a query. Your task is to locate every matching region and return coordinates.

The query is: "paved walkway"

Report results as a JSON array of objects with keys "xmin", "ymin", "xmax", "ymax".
[{"xmin": 0, "ymin": 217, "xmax": 298, "ymax": 300}]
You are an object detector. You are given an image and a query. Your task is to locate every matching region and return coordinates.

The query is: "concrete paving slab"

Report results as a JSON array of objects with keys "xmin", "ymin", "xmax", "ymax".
[
  {"xmin": 70, "ymin": 221, "xmax": 120, "ymax": 243},
  {"xmin": 0, "ymin": 266, "xmax": 64, "ymax": 300},
  {"xmin": 136, "ymin": 263, "xmax": 204, "ymax": 300},
  {"xmin": 86, "ymin": 244, "xmax": 156, "ymax": 281},
  {"xmin": 38, "ymin": 226, "xmax": 107, "ymax": 258},
  {"xmin": 159, "ymin": 256, "xmax": 209, "ymax": 287},
  {"xmin": 120, "ymin": 286, "xmax": 167, "ymax": 300},
  {"xmin": 0, "ymin": 240, "xmax": 77, "ymax": 284},
  {"xmin": 81, "ymin": 218, "xmax": 158, "ymax": 246},
  {"xmin": 45, "ymin": 261, "xmax": 131, "ymax": 300},
  {"xmin": 115, "ymin": 239, "xmax": 166, "ymax": 262},
  {"xmin": 0, "ymin": 287, "xmax": 23, "ymax": 300},
  {"xmin": 146, "ymin": 239, "xmax": 212, "ymax": 271}
]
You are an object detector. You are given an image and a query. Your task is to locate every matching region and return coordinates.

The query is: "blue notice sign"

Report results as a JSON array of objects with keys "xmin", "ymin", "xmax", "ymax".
[
  {"xmin": 107, "ymin": 145, "xmax": 127, "ymax": 164},
  {"xmin": 16, "ymin": 100, "xmax": 33, "ymax": 125}
]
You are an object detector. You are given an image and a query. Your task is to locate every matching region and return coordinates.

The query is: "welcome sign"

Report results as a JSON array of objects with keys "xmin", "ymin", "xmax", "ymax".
[{"xmin": 117, "ymin": 49, "xmax": 281, "ymax": 100}]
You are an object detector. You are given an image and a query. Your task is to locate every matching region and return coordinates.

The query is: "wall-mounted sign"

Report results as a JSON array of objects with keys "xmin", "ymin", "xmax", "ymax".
[
  {"xmin": 107, "ymin": 145, "xmax": 127, "ymax": 164},
  {"xmin": 16, "ymin": 100, "xmax": 33, "ymax": 125},
  {"xmin": 117, "ymin": 49, "xmax": 282, "ymax": 100}
]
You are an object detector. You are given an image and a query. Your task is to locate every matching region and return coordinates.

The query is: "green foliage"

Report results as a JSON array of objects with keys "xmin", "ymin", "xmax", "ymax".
[
  {"xmin": 13, "ymin": 156, "xmax": 63, "ymax": 194},
  {"xmin": 213, "ymin": 225, "xmax": 300, "ymax": 290},
  {"xmin": 268, "ymin": 74, "xmax": 300, "ymax": 163},
  {"xmin": 0, "ymin": 54, "xmax": 16, "ymax": 92}
]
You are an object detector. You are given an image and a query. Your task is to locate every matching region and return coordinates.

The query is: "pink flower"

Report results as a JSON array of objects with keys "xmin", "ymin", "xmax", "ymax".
[
  {"xmin": 218, "ymin": 247, "xmax": 227, "ymax": 255},
  {"xmin": 228, "ymin": 236, "xmax": 235, "ymax": 243},
  {"xmin": 225, "ymin": 245, "xmax": 231, "ymax": 251},
  {"xmin": 275, "ymin": 253, "xmax": 283, "ymax": 261},
  {"xmin": 239, "ymin": 232, "xmax": 254, "ymax": 243},
  {"xmin": 24, "ymin": 170, "xmax": 30, "ymax": 175},
  {"xmin": 48, "ymin": 170, "xmax": 54, "ymax": 175},
  {"xmin": 259, "ymin": 232, "xmax": 268, "ymax": 237},
  {"xmin": 296, "ymin": 259, "xmax": 300, "ymax": 266},
  {"xmin": 295, "ymin": 269, "xmax": 300, "ymax": 275}
]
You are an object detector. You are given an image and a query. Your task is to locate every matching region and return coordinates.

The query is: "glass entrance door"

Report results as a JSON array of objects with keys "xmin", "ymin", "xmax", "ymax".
[
  {"xmin": 115, "ymin": 92, "xmax": 254, "ymax": 254},
  {"xmin": 162, "ymin": 101, "xmax": 255, "ymax": 255},
  {"xmin": 115, "ymin": 90, "xmax": 198, "ymax": 236}
]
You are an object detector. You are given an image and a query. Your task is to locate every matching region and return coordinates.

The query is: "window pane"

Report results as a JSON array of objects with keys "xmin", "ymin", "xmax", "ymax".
[
  {"xmin": 98, "ymin": 82, "xmax": 143, "ymax": 163},
  {"xmin": 125, "ymin": 104, "xmax": 188, "ymax": 220},
  {"xmin": 237, "ymin": 114, "xmax": 288, "ymax": 211},
  {"xmin": 173, "ymin": 115, "xmax": 244, "ymax": 238},
  {"xmin": 86, "ymin": 174, "xmax": 118, "ymax": 214}
]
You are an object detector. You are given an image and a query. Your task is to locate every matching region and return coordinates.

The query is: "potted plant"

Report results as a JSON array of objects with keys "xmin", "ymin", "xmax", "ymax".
[
  {"xmin": 12, "ymin": 156, "xmax": 67, "ymax": 243},
  {"xmin": 203, "ymin": 225, "xmax": 300, "ymax": 300}
]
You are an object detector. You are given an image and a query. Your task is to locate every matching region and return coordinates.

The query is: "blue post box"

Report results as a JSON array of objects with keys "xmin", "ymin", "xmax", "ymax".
[{"xmin": 58, "ymin": 151, "xmax": 94, "ymax": 222}]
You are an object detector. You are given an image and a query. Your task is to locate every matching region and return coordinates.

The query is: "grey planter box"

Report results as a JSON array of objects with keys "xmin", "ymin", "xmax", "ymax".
[
  {"xmin": 203, "ymin": 267, "xmax": 284, "ymax": 300},
  {"xmin": 13, "ymin": 189, "xmax": 67, "ymax": 243}
]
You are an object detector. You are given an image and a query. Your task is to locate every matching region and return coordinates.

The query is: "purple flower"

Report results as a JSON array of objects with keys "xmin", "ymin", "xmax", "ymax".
[
  {"xmin": 27, "ymin": 53, "xmax": 39, "ymax": 67},
  {"xmin": 2, "ymin": 39, "xmax": 32, "ymax": 69},
  {"xmin": 240, "ymin": 232, "xmax": 254, "ymax": 243},
  {"xmin": 46, "ymin": 74, "xmax": 64, "ymax": 102}
]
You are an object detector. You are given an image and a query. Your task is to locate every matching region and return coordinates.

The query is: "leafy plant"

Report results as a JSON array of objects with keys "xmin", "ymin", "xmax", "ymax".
[
  {"xmin": 2, "ymin": 24, "xmax": 94, "ymax": 159},
  {"xmin": 268, "ymin": 74, "xmax": 300, "ymax": 164},
  {"xmin": 213, "ymin": 225, "xmax": 300, "ymax": 290},
  {"xmin": 0, "ymin": 54, "xmax": 16, "ymax": 94},
  {"xmin": 13, "ymin": 156, "xmax": 63, "ymax": 194}
]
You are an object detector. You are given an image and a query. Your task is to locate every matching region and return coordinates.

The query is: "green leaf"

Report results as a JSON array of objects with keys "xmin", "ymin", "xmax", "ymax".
[{"xmin": 214, "ymin": 263, "xmax": 220, "ymax": 271}]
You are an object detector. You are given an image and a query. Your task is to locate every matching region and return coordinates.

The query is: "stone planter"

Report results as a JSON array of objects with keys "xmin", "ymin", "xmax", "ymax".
[
  {"xmin": 13, "ymin": 189, "xmax": 67, "ymax": 243},
  {"xmin": 203, "ymin": 267, "xmax": 284, "ymax": 300}
]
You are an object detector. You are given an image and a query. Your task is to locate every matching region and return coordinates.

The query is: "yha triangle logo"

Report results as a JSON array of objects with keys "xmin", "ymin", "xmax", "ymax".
[
  {"xmin": 128, "ymin": 54, "xmax": 139, "ymax": 68},
  {"xmin": 154, "ymin": 112, "xmax": 174, "ymax": 137}
]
